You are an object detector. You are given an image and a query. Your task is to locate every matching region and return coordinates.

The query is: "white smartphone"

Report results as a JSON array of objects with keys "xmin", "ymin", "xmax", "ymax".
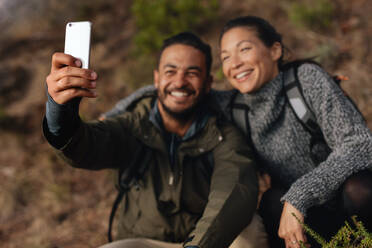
[{"xmin": 64, "ymin": 21, "xmax": 92, "ymax": 69}]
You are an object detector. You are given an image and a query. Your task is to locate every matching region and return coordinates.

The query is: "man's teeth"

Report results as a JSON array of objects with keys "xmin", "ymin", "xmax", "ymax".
[
  {"xmin": 170, "ymin": 91, "xmax": 189, "ymax": 97},
  {"xmin": 236, "ymin": 71, "xmax": 251, "ymax": 79}
]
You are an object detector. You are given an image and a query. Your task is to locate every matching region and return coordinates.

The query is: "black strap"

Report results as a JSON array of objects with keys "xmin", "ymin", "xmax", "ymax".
[
  {"xmin": 231, "ymin": 93, "xmax": 250, "ymax": 136},
  {"xmin": 108, "ymin": 191, "xmax": 125, "ymax": 242},
  {"xmin": 107, "ymin": 144, "xmax": 152, "ymax": 242},
  {"xmin": 284, "ymin": 66, "xmax": 328, "ymax": 164},
  {"xmin": 283, "ymin": 66, "xmax": 321, "ymax": 136}
]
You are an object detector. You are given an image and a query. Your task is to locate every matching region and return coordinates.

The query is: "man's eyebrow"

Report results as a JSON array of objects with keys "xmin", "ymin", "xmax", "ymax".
[
  {"xmin": 163, "ymin": 64, "xmax": 202, "ymax": 72},
  {"xmin": 163, "ymin": 64, "xmax": 177, "ymax": 69},
  {"xmin": 187, "ymin": 66, "xmax": 202, "ymax": 72}
]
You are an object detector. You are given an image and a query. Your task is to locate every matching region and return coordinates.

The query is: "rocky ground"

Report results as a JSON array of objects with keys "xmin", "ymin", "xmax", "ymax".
[{"xmin": 0, "ymin": 0, "xmax": 371, "ymax": 247}]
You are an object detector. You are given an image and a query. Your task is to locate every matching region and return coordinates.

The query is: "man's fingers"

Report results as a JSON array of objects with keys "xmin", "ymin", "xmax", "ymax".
[
  {"xmin": 56, "ymin": 87, "xmax": 97, "ymax": 103},
  {"xmin": 51, "ymin": 52, "xmax": 81, "ymax": 71},
  {"xmin": 55, "ymin": 76, "xmax": 97, "ymax": 92},
  {"xmin": 54, "ymin": 66, "xmax": 97, "ymax": 82}
]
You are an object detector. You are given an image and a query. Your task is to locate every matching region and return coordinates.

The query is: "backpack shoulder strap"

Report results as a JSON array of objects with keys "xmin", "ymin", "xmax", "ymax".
[
  {"xmin": 107, "ymin": 144, "xmax": 152, "ymax": 242},
  {"xmin": 283, "ymin": 66, "xmax": 321, "ymax": 136},
  {"xmin": 230, "ymin": 91, "xmax": 250, "ymax": 136}
]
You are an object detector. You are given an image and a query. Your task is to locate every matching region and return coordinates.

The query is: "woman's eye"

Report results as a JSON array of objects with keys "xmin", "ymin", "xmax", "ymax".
[
  {"xmin": 221, "ymin": 56, "xmax": 230, "ymax": 62},
  {"xmin": 241, "ymin": 47, "xmax": 251, "ymax": 52}
]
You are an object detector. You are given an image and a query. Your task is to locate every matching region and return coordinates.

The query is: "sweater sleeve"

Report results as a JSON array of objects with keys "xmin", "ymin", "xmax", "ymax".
[
  {"xmin": 184, "ymin": 123, "xmax": 258, "ymax": 248},
  {"xmin": 43, "ymin": 93, "xmax": 81, "ymax": 149},
  {"xmin": 282, "ymin": 63, "xmax": 372, "ymax": 215}
]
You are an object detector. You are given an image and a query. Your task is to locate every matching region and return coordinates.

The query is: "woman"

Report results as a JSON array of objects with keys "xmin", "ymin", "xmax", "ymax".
[
  {"xmin": 104, "ymin": 16, "xmax": 372, "ymax": 248},
  {"xmin": 218, "ymin": 16, "xmax": 372, "ymax": 248}
]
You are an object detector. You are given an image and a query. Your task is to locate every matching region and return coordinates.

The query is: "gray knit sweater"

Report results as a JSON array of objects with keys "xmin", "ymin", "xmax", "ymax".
[
  {"xmin": 103, "ymin": 63, "xmax": 372, "ymax": 216},
  {"xmin": 225, "ymin": 63, "xmax": 372, "ymax": 215}
]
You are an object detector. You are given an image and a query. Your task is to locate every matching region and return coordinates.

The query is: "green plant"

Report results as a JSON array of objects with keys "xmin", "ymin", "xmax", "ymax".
[
  {"xmin": 293, "ymin": 213, "xmax": 372, "ymax": 248},
  {"xmin": 288, "ymin": 0, "xmax": 334, "ymax": 31},
  {"xmin": 131, "ymin": 0, "xmax": 219, "ymax": 55},
  {"xmin": 0, "ymin": 105, "xmax": 6, "ymax": 120},
  {"xmin": 215, "ymin": 67, "xmax": 225, "ymax": 81}
]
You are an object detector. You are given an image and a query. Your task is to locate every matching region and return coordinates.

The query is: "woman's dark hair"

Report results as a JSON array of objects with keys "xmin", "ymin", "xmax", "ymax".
[{"xmin": 219, "ymin": 16, "xmax": 320, "ymax": 70}]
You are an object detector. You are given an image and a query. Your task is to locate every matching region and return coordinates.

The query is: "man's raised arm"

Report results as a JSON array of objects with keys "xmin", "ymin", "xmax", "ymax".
[{"xmin": 43, "ymin": 52, "xmax": 98, "ymax": 148}]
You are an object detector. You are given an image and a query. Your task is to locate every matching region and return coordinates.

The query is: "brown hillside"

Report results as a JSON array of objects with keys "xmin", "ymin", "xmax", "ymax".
[{"xmin": 0, "ymin": 0, "xmax": 371, "ymax": 247}]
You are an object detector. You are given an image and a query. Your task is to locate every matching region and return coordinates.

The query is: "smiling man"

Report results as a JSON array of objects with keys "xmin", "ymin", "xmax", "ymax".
[{"xmin": 43, "ymin": 32, "xmax": 265, "ymax": 248}]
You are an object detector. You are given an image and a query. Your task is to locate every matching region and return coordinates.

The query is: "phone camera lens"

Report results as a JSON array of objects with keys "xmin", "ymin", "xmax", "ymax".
[{"xmin": 68, "ymin": 23, "xmax": 72, "ymax": 27}]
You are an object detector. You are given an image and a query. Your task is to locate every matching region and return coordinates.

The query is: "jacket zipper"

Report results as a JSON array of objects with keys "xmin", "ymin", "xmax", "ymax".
[{"xmin": 168, "ymin": 173, "xmax": 174, "ymax": 186}]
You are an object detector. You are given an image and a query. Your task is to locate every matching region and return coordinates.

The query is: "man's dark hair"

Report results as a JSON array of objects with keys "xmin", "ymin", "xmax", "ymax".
[{"xmin": 157, "ymin": 32, "xmax": 212, "ymax": 76}]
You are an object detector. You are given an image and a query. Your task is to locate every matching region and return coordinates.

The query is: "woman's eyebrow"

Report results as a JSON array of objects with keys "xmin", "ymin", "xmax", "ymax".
[
  {"xmin": 220, "ymin": 40, "xmax": 254, "ymax": 54},
  {"xmin": 236, "ymin": 40, "xmax": 254, "ymax": 47}
]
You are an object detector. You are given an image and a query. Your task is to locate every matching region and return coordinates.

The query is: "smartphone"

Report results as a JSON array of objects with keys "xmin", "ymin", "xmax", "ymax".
[{"xmin": 64, "ymin": 21, "xmax": 92, "ymax": 69}]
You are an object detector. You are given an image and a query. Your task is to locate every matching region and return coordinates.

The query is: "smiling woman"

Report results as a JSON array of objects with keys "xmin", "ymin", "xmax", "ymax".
[{"xmin": 217, "ymin": 16, "xmax": 372, "ymax": 248}]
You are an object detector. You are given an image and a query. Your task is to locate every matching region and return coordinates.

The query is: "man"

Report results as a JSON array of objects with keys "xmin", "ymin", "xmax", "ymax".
[{"xmin": 43, "ymin": 32, "xmax": 266, "ymax": 248}]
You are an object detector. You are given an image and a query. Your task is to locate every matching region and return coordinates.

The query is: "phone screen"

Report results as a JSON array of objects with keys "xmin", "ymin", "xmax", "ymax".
[{"xmin": 64, "ymin": 21, "xmax": 92, "ymax": 69}]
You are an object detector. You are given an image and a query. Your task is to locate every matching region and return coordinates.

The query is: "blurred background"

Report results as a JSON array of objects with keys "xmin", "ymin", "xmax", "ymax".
[{"xmin": 0, "ymin": 0, "xmax": 371, "ymax": 247}]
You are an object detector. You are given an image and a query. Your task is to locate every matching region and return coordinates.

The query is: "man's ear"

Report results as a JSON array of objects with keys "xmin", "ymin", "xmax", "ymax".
[
  {"xmin": 205, "ymin": 75, "xmax": 213, "ymax": 93},
  {"xmin": 153, "ymin": 69, "xmax": 159, "ymax": 89},
  {"xmin": 271, "ymin": 42, "xmax": 282, "ymax": 62}
]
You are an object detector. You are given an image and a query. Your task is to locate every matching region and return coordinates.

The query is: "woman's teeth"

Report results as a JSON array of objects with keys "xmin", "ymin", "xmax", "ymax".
[{"xmin": 236, "ymin": 70, "xmax": 252, "ymax": 79}]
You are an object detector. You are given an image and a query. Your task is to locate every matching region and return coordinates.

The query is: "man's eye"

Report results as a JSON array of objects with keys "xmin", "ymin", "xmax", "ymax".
[
  {"xmin": 165, "ymin": 70, "xmax": 175, "ymax": 75},
  {"xmin": 187, "ymin": 71, "xmax": 199, "ymax": 77}
]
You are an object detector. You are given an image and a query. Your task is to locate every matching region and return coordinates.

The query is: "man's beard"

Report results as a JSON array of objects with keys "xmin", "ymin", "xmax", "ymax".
[{"xmin": 157, "ymin": 89, "xmax": 207, "ymax": 121}]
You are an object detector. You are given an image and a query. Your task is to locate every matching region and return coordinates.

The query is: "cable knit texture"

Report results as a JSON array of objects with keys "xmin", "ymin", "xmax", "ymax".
[{"xmin": 218, "ymin": 63, "xmax": 372, "ymax": 215}]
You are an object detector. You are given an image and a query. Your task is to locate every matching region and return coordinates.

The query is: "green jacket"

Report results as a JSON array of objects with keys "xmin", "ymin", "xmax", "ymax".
[{"xmin": 50, "ymin": 96, "xmax": 258, "ymax": 248}]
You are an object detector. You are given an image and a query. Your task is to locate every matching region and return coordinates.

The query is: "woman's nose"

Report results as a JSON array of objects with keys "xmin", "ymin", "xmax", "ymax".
[{"xmin": 231, "ymin": 55, "xmax": 243, "ymax": 69}]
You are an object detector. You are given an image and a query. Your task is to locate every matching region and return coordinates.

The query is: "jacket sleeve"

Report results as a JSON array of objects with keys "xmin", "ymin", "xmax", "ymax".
[
  {"xmin": 44, "ymin": 114, "xmax": 142, "ymax": 170},
  {"xmin": 185, "ymin": 123, "xmax": 258, "ymax": 248},
  {"xmin": 282, "ymin": 63, "xmax": 372, "ymax": 215}
]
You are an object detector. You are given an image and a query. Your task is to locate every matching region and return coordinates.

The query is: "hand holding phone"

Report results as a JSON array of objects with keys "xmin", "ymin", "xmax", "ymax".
[
  {"xmin": 46, "ymin": 21, "xmax": 96, "ymax": 105},
  {"xmin": 64, "ymin": 21, "xmax": 92, "ymax": 69}
]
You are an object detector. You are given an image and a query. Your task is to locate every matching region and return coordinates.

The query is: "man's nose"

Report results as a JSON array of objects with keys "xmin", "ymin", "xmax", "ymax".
[{"xmin": 173, "ymin": 72, "xmax": 188, "ymax": 87}]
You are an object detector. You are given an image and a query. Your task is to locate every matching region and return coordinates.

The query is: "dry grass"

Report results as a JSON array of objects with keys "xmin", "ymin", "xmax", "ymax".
[{"xmin": 0, "ymin": 0, "xmax": 371, "ymax": 247}]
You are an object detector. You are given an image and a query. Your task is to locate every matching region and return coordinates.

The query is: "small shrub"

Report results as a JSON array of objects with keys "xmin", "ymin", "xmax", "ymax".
[
  {"xmin": 293, "ymin": 213, "xmax": 372, "ymax": 248},
  {"xmin": 131, "ymin": 0, "xmax": 219, "ymax": 55},
  {"xmin": 288, "ymin": 0, "xmax": 334, "ymax": 31}
]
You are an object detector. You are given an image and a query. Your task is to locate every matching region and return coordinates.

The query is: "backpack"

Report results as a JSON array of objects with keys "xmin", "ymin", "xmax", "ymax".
[{"xmin": 231, "ymin": 64, "xmax": 357, "ymax": 151}]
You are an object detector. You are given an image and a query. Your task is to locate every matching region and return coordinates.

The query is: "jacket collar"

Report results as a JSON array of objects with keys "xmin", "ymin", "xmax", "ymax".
[
  {"xmin": 149, "ymin": 99, "xmax": 210, "ymax": 141},
  {"xmin": 132, "ymin": 97, "xmax": 223, "ymax": 156}
]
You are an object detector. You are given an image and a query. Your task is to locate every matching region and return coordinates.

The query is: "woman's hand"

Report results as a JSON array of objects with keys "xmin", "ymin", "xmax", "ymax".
[{"xmin": 278, "ymin": 201, "xmax": 309, "ymax": 248}]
